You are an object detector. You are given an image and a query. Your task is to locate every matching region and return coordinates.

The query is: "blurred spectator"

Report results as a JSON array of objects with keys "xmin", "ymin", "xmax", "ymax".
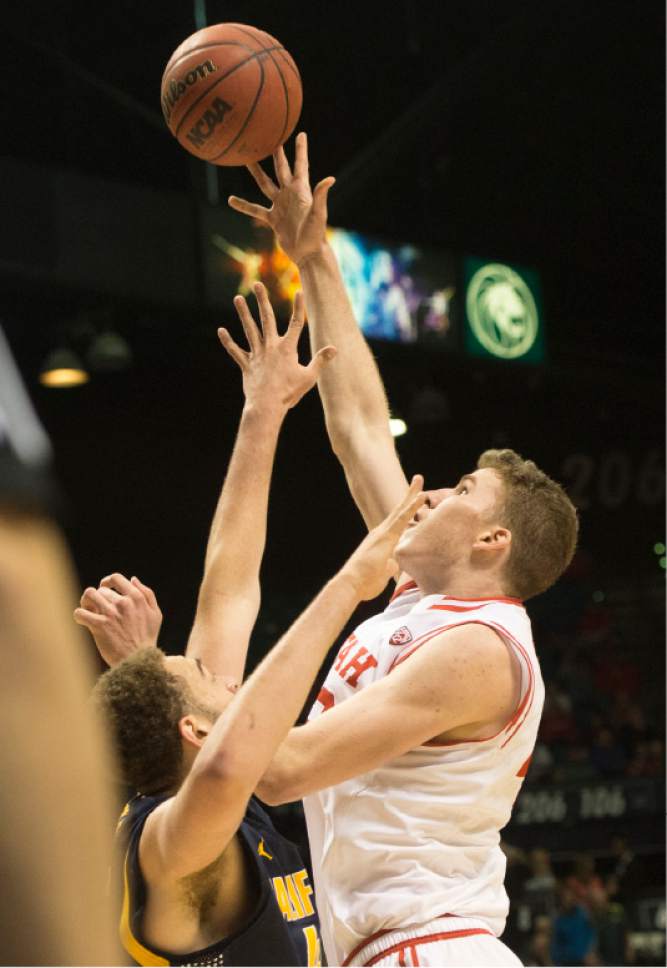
[
  {"xmin": 599, "ymin": 835, "xmax": 641, "ymax": 906},
  {"xmin": 525, "ymin": 561, "xmax": 665, "ymax": 789},
  {"xmin": 524, "ymin": 914, "xmax": 554, "ymax": 966},
  {"xmin": 566, "ymin": 855, "xmax": 607, "ymax": 913},
  {"xmin": 540, "ymin": 689, "xmax": 578, "ymax": 747},
  {"xmin": 593, "ymin": 651, "xmax": 641, "ymax": 700},
  {"xmin": 529, "ymin": 741, "xmax": 556, "ymax": 783},
  {"xmin": 613, "ymin": 697, "xmax": 652, "ymax": 756},
  {"xmin": 558, "ymin": 651, "xmax": 600, "ymax": 724},
  {"xmin": 593, "ymin": 890, "xmax": 632, "ymax": 967},
  {"xmin": 522, "ymin": 849, "xmax": 559, "ymax": 919},
  {"xmin": 590, "ymin": 726, "xmax": 627, "ymax": 776},
  {"xmin": 550, "ymin": 884, "xmax": 598, "ymax": 967},
  {"xmin": 626, "ymin": 738, "xmax": 665, "ymax": 778},
  {"xmin": 578, "ymin": 601, "xmax": 613, "ymax": 645},
  {"xmin": 501, "ymin": 840, "xmax": 531, "ymax": 899},
  {"xmin": 606, "ymin": 835, "xmax": 635, "ymax": 880},
  {"xmin": 599, "ymin": 834, "xmax": 641, "ymax": 902},
  {"xmin": 555, "ymin": 744, "xmax": 598, "ymax": 784}
]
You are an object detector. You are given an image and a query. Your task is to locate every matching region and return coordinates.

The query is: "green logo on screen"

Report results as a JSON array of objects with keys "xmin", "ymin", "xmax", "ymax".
[{"xmin": 466, "ymin": 263, "xmax": 538, "ymax": 359}]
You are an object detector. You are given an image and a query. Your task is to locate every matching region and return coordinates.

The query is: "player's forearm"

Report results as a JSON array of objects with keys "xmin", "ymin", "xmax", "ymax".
[
  {"xmin": 203, "ymin": 404, "xmax": 284, "ymax": 571},
  {"xmin": 186, "ymin": 405, "xmax": 284, "ymax": 673},
  {"xmin": 299, "ymin": 243, "xmax": 393, "ymax": 441},
  {"xmin": 300, "ymin": 245, "xmax": 409, "ymax": 527},
  {"xmin": 194, "ymin": 572, "xmax": 361, "ymax": 796}
]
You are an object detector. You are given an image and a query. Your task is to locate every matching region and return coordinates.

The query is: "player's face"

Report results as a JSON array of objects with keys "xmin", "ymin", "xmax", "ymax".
[
  {"xmin": 163, "ymin": 655, "xmax": 239, "ymax": 718},
  {"xmin": 396, "ymin": 468, "xmax": 505, "ymax": 567}
]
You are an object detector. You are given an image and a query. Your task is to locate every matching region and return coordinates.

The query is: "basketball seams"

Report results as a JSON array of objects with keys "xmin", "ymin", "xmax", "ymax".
[
  {"xmin": 269, "ymin": 57, "xmax": 290, "ymax": 146},
  {"xmin": 268, "ymin": 46, "xmax": 300, "ymax": 81},
  {"xmin": 233, "ymin": 24, "xmax": 301, "ymax": 81},
  {"xmin": 244, "ymin": 26, "xmax": 301, "ymax": 81},
  {"xmin": 162, "ymin": 24, "xmax": 302, "ymax": 165},
  {"xmin": 163, "ymin": 41, "xmax": 286, "ymax": 80},
  {"xmin": 172, "ymin": 50, "xmax": 269, "ymax": 138},
  {"xmin": 232, "ymin": 26, "xmax": 291, "ymax": 145},
  {"xmin": 163, "ymin": 21, "xmax": 279, "ymax": 74},
  {"xmin": 207, "ymin": 59, "xmax": 266, "ymax": 162},
  {"xmin": 163, "ymin": 44, "xmax": 288, "ymax": 138}
]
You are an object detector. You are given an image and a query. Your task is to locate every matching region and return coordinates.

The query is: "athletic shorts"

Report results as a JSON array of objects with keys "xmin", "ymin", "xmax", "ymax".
[{"xmin": 343, "ymin": 916, "xmax": 523, "ymax": 966}]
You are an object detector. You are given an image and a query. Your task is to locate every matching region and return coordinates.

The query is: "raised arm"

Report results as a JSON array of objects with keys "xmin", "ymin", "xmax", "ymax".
[
  {"xmin": 229, "ymin": 132, "xmax": 409, "ymax": 530},
  {"xmin": 75, "ymin": 284, "xmax": 333, "ymax": 682},
  {"xmin": 143, "ymin": 478, "xmax": 425, "ymax": 879},
  {"xmin": 184, "ymin": 284, "xmax": 333, "ymax": 681}
]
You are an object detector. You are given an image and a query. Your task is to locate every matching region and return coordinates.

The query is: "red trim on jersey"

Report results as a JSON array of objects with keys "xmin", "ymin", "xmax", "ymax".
[
  {"xmin": 390, "ymin": 580, "xmax": 418, "ymax": 602},
  {"xmin": 517, "ymin": 754, "xmax": 532, "ymax": 777},
  {"xmin": 343, "ymin": 928, "xmax": 394, "ymax": 965},
  {"xmin": 499, "ymin": 629, "xmax": 535, "ymax": 733},
  {"xmin": 496, "ymin": 623, "xmax": 536, "ymax": 749},
  {"xmin": 343, "ymin": 915, "xmax": 461, "ymax": 966},
  {"xmin": 360, "ymin": 928, "xmax": 493, "ymax": 966},
  {"xmin": 388, "ymin": 619, "xmax": 536, "ymax": 748},
  {"xmin": 435, "ymin": 595, "xmax": 524, "ymax": 605},
  {"xmin": 429, "ymin": 603, "xmax": 495, "ymax": 613}
]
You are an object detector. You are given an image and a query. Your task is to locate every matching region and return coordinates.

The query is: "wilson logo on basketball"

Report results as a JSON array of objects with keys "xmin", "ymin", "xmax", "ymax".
[
  {"xmin": 161, "ymin": 60, "xmax": 218, "ymax": 123},
  {"xmin": 186, "ymin": 97, "xmax": 233, "ymax": 149},
  {"xmin": 389, "ymin": 626, "xmax": 413, "ymax": 646}
]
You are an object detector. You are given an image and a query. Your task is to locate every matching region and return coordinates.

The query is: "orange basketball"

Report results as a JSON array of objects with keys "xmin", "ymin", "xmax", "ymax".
[{"xmin": 160, "ymin": 23, "xmax": 302, "ymax": 166}]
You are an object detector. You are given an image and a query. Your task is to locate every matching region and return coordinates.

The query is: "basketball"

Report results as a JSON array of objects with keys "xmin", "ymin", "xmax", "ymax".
[{"xmin": 160, "ymin": 23, "xmax": 302, "ymax": 167}]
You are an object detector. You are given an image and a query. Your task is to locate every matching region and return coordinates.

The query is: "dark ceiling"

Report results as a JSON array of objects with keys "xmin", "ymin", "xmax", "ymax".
[{"xmin": 3, "ymin": 0, "xmax": 665, "ymax": 364}]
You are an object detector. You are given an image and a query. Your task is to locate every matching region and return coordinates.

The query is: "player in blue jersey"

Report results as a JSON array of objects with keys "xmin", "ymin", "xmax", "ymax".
[{"xmin": 76, "ymin": 284, "xmax": 425, "ymax": 967}]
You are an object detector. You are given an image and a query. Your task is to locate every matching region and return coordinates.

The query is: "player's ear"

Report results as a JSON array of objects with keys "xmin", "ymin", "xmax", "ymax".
[
  {"xmin": 178, "ymin": 714, "xmax": 210, "ymax": 749},
  {"xmin": 473, "ymin": 527, "xmax": 511, "ymax": 553}
]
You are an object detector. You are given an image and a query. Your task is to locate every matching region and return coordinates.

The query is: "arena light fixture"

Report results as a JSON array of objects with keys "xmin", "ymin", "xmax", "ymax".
[
  {"xmin": 389, "ymin": 417, "xmax": 408, "ymax": 438},
  {"xmin": 87, "ymin": 330, "xmax": 133, "ymax": 371},
  {"xmin": 39, "ymin": 347, "xmax": 89, "ymax": 388}
]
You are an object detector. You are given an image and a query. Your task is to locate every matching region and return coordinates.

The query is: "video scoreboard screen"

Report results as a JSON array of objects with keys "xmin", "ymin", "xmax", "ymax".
[{"xmin": 204, "ymin": 211, "xmax": 544, "ymax": 363}]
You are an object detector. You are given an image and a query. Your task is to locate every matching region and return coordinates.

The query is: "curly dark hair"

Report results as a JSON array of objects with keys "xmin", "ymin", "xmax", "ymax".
[
  {"xmin": 477, "ymin": 448, "xmax": 579, "ymax": 601},
  {"xmin": 93, "ymin": 648, "xmax": 196, "ymax": 795}
]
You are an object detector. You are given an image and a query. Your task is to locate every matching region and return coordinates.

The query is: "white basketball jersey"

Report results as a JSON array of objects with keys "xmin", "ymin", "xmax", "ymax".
[{"xmin": 303, "ymin": 581, "xmax": 545, "ymax": 967}]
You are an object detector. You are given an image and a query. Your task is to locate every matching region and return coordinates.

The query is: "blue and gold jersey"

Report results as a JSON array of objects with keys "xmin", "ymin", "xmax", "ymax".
[{"xmin": 117, "ymin": 795, "xmax": 322, "ymax": 967}]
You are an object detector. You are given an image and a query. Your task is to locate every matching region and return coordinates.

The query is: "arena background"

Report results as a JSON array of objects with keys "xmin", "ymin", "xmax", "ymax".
[{"xmin": 2, "ymin": 1, "xmax": 664, "ymax": 964}]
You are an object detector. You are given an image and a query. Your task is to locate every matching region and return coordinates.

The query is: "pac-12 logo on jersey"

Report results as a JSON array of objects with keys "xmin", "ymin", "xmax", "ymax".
[{"xmin": 389, "ymin": 625, "xmax": 413, "ymax": 646}]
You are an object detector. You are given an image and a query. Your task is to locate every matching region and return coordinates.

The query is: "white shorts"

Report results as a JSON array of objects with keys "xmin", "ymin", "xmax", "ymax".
[{"xmin": 342, "ymin": 917, "xmax": 523, "ymax": 967}]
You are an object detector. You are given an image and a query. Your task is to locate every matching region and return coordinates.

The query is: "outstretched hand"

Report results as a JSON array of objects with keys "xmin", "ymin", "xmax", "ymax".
[
  {"xmin": 218, "ymin": 282, "xmax": 335, "ymax": 412},
  {"xmin": 228, "ymin": 131, "xmax": 335, "ymax": 267},
  {"xmin": 74, "ymin": 573, "xmax": 162, "ymax": 667},
  {"xmin": 341, "ymin": 477, "xmax": 426, "ymax": 601}
]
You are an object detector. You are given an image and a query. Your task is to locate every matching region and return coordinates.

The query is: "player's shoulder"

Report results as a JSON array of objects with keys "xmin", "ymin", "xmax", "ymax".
[
  {"xmin": 394, "ymin": 621, "xmax": 513, "ymax": 678},
  {"xmin": 241, "ymin": 795, "xmax": 274, "ymax": 836},
  {"xmin": 117, "ymin": 792, "xmax": 165, "ymax": 835},
  {"xmin": 126, "ymin": 793, "xmax": 177, "ymax": 882},
  {"xmin": 440, "ymin": 620, "xmax": 512, "ymax": 657}
]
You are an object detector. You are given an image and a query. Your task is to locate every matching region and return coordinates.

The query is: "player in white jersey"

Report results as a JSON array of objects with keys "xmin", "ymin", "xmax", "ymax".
[
  {"xmin": 301, "ymin": 585, "xmax": 544, "ymax": 965},
  {"xmin": 231, "ymin": 136, "xmax": 579, "ymax": 966}
]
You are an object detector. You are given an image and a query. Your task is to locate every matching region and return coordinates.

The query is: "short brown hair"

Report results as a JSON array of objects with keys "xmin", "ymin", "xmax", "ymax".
[
  {"xmin": 93, "ymin": 648, "xmax": 192, "ymax": 795},
  {"xmin": 477, "ymin": 449, "xmax": 578, "ymax": 600}
]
